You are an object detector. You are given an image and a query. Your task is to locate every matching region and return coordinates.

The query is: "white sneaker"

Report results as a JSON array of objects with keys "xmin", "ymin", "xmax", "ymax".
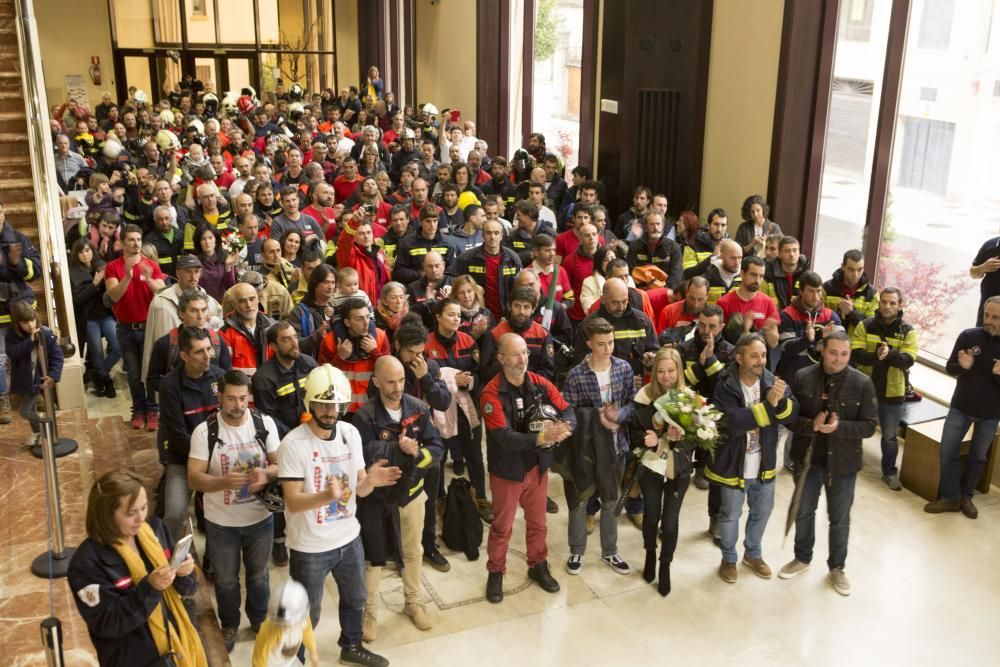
[
  {"xmin": 829, "ymin": 568, "xmax": 851, "ymax": 596},
  {"xmin": 601, "ymin": 553, "xmax": 631, "ymax": 575},
  {"xmin": 566, "ymin": 554, "xmax": 583, "ymax": 575}
]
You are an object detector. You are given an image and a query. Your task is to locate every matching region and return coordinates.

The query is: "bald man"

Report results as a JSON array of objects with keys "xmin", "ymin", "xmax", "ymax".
[
  {"xmin": 407, "ymin": 251, "xmax": 454, "ymax": 327},
  {"xmin": 353, "ymin": 353, "xmax": 444, "ymax": 637},
  {"xmin": 703, "ymin": 239, "xmax": 744, "ymax": 305},
  {"xmin": 480, "ymin": 332, "xmax": 576, "ymax": 603},
  {"xmin": 515, "ymin": 268, "xmax": 574, "ymax": 349},
  {"xmin": 221, "ymin": 282, "xmax": 275, "ymax": 377},
  {"xmin": 575, "ymin": 277, "xmax": 658, "ymax": 388}
]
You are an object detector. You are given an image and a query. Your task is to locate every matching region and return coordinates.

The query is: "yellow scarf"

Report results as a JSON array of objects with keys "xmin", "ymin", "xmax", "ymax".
[{"xmin": 113, "ymin": 523, "xmax": 207, "ymax": 667}]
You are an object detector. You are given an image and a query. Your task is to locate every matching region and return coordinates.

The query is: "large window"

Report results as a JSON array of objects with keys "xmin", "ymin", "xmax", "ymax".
[
  {"xmin": 812, "ymin": 0, "xmax": 997, "ymax": 362},
  {"xmin": 531, "ymin": 0, "xmax": 584, "ymax": 172},
  {"xmin": 109, "ymin": 0, "xmax": 337, "ymax": 101}
]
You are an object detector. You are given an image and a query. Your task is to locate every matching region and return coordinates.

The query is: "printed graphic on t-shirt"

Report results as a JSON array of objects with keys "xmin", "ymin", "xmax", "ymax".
[
  {"xmin": 220, "ymin": 442, "xmax": 266, "ymax": 505},
  {"xmin": 745, "ymin": 383, "xmax": 762, "ymax": 456},
  {"xmin": 312, "ymin": 453, "xmax": 354, "ymax": 524}
]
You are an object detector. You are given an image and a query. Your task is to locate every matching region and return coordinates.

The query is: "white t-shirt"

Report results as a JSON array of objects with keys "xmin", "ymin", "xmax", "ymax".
[
  {"xmin": 741, "ymin": 380, "xmax": 762, "ymax": 480},
  {"xmin": 278, "ymin": 421, "xmax": 364, "ymax": 554},
  {"xmin": 594, "ymin": 367, "xmax": 613, "ymax": 404},
  {"xmin": 189, "ymin": 412, "xmax": 280, "ymax": 527}
]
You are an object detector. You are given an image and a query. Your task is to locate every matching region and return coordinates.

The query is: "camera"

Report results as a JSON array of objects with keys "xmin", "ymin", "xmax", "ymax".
[{"xmin": 361, "ymin": 203, "xmax": 377, "ymax": 215}]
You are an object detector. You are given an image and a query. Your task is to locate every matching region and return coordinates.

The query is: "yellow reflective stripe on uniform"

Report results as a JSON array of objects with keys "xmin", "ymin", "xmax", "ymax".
[
  {"xmin": 684, "ymin": 362, "xmax": 699, "ymax": 385},
  {"xmin": 774, "ymin": 399, "xmax": 792, "ymax": 420},
  {"xmin": 704, "ymin": 468, "xmax": 740, "ymax": 487},
  {"xmin": 276, "ymin": 383, "xmax": 296, "ymax": 396},
  {"xmin": 410, "ymin": 248, "xmax": 429, "ymax": 256},
  {"xmin": 416, "ymin": 448, "xmax": 433, "ymax": 469},
  {"xmin": 0, "ymin": 314, "xmax": 10, "ymax": 324},
  {"xmin": 761, "ymin": 468, "xmax": 777, "ymax": 481},
  {"xmin": 469, "ymin": 265, "xmax": 485, "ymax": 273},
  {"xmin": 502, "ymin": 267, "xmax": 517, "ymax": 275},
  {"xmin": 158, "ymin": 257, "xmax": 173, "ymax": 265},
  {"xmin": 409, "ymin": 479, "xmax": 425, "ymax": 496},
  {"xmin": 751, "ymin": 402, "xmax": 771, "ymax": 427},
  {"xmin": 613, "ymin": 329, "xmax": 646, "ymax": 339},
  {"xmin": 23, "ymin": 260, "xmax": 34, "ymax": 281},
  {"xmin": 707, "ymin": 286, "xmax": 726, "ymax": 304},
  {"xmin": 705, "ymin": 359, "xmax": 724, "ymax": 376}
]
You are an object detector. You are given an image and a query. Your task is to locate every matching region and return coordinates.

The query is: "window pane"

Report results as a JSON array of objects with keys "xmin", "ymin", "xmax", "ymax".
[
  {"xmin": 879, "ymin": 2, "xmax": 988, "ymax": 360},
  {"xmin": 916, "ymin": 0, "xmax": 955, "ymax": 50},
  {"xmin": 531, "ymin": 0, "xmax": 584, "ymax": 173},
  {"xmin": 185, "ymin": 0, "xmax": 217, "ymax": 44},
  {"xmin": 112, "ymin": 0, "xmax": 181, "ymax": 47},
  {"xmin": 123, "ymin": 57, "xmax": 152, "ymax": 99},
  {"xmin": 811, "ymin": 3, "xmax": 893, "ymax": 279},
  {"xmin": 194, "ymin": 57, "xmax": 218, "ymax": 94},
  {"xmin": 227, "ymin": 59, "xmax": 253, "ymax": 92},
  {"xmin": 217, "ymin": 0, "xmax": 255, "ymax": 43}
]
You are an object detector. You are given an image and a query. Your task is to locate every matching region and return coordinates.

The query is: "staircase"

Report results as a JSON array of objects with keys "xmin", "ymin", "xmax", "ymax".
[{"xmin": 0, "ymin": 0, "xmax": 47, "ymax": 322}]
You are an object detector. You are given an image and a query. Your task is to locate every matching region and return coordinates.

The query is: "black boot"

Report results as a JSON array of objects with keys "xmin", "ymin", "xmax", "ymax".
[
  {"xmin": 657, "ymin": 561, "xmax": 671, "ymax": 597},
  {"xmin": 642, "ymin": 549, "xmax": 656, "ymax": 583},
  {"xmin": 102, "ymin": 376, "xmax": 117, "ymax": 399}
]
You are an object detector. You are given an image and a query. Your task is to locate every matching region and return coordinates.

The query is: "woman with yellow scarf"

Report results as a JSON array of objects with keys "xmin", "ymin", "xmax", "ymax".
[{"xmin": 68, "ymin": 470, "xmax": 207, "ymax": 666}]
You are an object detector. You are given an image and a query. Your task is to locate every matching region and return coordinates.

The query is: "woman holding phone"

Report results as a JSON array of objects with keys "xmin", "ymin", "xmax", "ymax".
[{"xmin": 68, "ymin": 470, "xmax": 207, "ymax": 666}]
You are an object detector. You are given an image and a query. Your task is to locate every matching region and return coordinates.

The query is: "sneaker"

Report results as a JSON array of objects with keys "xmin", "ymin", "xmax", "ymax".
[
  {"xmin": 486, "ymin": 571, "xmax": 504, "ymax": 603},
  {"xmin": 601, "ymin": 553, "xmax": 631, "ymax": 575},
  {"xmin": 546, "ymin": 496, "xmax": 559, "ymax": 514},
  {"xmin": 221, "ymin": 627, "xmax": 237, "ymax": 653},
  {"xmin": 362, "ymin": 607, "xmax": 378, "ymax": 642},
  {"xmin": 527, "ymin": 561, "xmax": 560, "ymax": 593},
  {"xmin": 882, "ymin": 474, "xmax": 902, "ymax": 491},
  {"xmin": 627, "ymin": 512, "xmax": 644, "ymax": 530},
  {"xmin": 423, "ymin": 545, "xmax": 451, "ymax": 572},
  {"xmin": 565, "ymin": 554, "xmax": 583, "ymax": 575},
  {"xmin": 130, "ymin": 413, "xmax": 146, "ymax": 430},
  {"xmin": 404, "ymin": 602, "xmax": 433, "ymax": 630},
  {"xmin": 829, "ymin": 568, "xmax": 851, "ymax": 596},
  {"xmin": 960, "ymin": 498, "xmax": 979, "ymax": 519},
  {"xmin": 924, "ymin": 499, "xmax": 961, "ymax": 513},
  {"xmin": 585, "ymin": 514, "xmax": 597, "ymax": 535},
  {"xmin": 340, "ymin": 643, "xmax": 389, "ymax": 667},
  {"xmin": 272, "ymin": 542, "xmax": 289, "ymax": 567},
  {"xmin": 692, "ymin": 468, "xmax": 709, "ymax": 490},
  {"xmin": 742, "ymin": 556, "xmax": 772, "ymax": 579},
  {"xmin": 778, "ymin": 559, "xmax": 810, "ymax": 579},
  {"xmin": 145, "ymin": 411, "xmax": 159, "ymax": 432},
  {"xmin": 25, "ymin": 432, "xmax": 40, "ymax": 448},
  {"xmin": 719, "ymin": 560, "xmax": 738, "ymax": 584}
]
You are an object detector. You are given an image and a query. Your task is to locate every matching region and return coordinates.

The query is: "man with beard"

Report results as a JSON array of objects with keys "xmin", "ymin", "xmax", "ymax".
[
  {"xmin": 406, "ymin": 177, "xmax": 441, "ymax": 222},
  {"xmin": 279, "ymin": 364, "xmax": 396, "ymax": 667},
  {"xmin": 143, "ymin": 205, "xmax": 184, "ymax": 278},
  {"xmin": 288, "ymin": 264, "xmax": 337, "ymax": 358},
  {"xmin": 380, "ymin": 204, "xmax": 413, "ymax": 265},
  {"xmin": 480, "ymin": 287, "xmax": 556, "ymax": 382},
  {"xmin": 781, "ymin": 331, "xmax": 877, "ymax": 597},
  {"xmin": 481, "ymin": 334, "xmax": 575, "ymax": 603},
  {"xmin": 302, "ymin": 182, "xmax": 339, "ymax": 238},
  {"xmin": 776, "ymin": 271, "xmax": 842, "ymax": 382},
  {"xmin": 481, "ymin": 156, "xmax": 517, "ymax": 220},
  {"xmin": 656, "ymin": 277, "xmax": 710, "ymax": 339},
  {"xmin": 709, "ymin": 333, "xmax": 798, "ymax": 585},
  {"xmin": 682, "ymin": 208, "xmax": 729, "ymax": 279},
  {"xmin": 449, "ymin": 202, "xmax": 485, "ymax": 256},
  {"xmin": 627, "ymin": 211, "xmax": 683, "ymax": 291},
  {"xmin": 228, "ymin": 155, "xmax": 254, "ymax": 199},
  {"xmin": 271, "ymin": 186, "xmax": 324, "ymax": 243},
  {"xmin": 762, "ymin": 236, "xmax": 810, "ymax": 310},
  {"xmin": 717, "ymin": 257, "xmax": 781, "ymax": 334},
  {"xmin": 704, "ymin": 240, "xmax": 744, "ymax": 305},
  {"xmin": 505, "ymin": 201, "xmax": 556, "ymax": 265},
  {"xmin": 850, "ymin": 288, "xmax": 918, "ymax": 491},
  {"xmin": 317, "ymin": 298, "xmax": 392, "ymax": 416},
  {"xmin": 614, "ymin": 186, "xmax": 651, "ymax": 241}
]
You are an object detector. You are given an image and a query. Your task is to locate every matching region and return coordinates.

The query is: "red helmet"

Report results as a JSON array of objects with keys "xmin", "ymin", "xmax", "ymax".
[{"xmin": 237, "ymin": 95, "xmax": 256, "ymax": 115}]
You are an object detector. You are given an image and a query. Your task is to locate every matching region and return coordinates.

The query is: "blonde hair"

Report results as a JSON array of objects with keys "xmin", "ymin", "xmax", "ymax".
[
  {"xmin": 336, "ymin": 266, "xmax": 358, "ymax": 283},
  {"xmin": 451, "ymin": 274, "xmax": 485, "ymax": 308},
  {"xmin": 648, "ymin": 347, "xmax": 685, "ymax": 397},
  {"xmin": 141, "ymin": 243, "xmax": 159, "ymax": 262}
]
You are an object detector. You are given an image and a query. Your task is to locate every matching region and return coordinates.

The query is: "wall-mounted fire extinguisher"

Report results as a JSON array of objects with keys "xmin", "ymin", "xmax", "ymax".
[{"xmin": 89, "ymin": 56, "xmax": 101, "ymax": 85}]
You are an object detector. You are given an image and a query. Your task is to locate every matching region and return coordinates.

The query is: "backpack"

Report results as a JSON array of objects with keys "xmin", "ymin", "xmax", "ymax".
[{"xmin": 441, "ymin": 477, "xmax": 483, "ymax": 560}]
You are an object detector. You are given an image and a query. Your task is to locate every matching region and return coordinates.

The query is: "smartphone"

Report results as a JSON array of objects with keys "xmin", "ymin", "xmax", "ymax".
[{"xmin": 170, "ymin": 534, "xmax": 194, "ymax": 569}]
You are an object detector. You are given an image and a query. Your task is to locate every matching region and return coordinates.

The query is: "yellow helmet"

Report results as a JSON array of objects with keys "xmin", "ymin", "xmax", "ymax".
[{"xmin": 303, "ymin": 364, "xmax": 352, "ymax": 412}]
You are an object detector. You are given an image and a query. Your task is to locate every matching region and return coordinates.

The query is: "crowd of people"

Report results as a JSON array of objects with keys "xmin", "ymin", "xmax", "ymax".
[{"xmin": 0, "ymin": 67, "xmax": 994, "ymax": 666}]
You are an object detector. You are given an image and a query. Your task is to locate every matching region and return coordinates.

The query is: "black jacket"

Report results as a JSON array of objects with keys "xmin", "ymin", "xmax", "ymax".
[
  {"xmin": 574, "ymin": 305, "xmax": 658, "ymax": 376},
  {"xmin": 157, "ymin": 365, "xmax": 224, "ymax": 464},
  {"xmin": 554, "ymin": 407, "xmax": 622, "ymax": 508},
  {"xmin": 69, "ymin": 263, "xmax": 113, "ymax": 321},
  {"xmin": 251, "ymin": 354, "xmax": 318, "ymax": 437},
  {"xmin": 628, "ymin": 385, "xmax": 697, "ymax": 479},
  {"xmin": 392, "ymin": 231, "xmax": 456, "ymax": 284},
  {"xmin": 67, "ymin": 515, "xmax": 197, "ymax": 667},
  {"xmin": 480, "ymin": 371, "xmax": 575, "ymax": 482},
  {"xmin": 143, "ymin": 229, "xmax": 184, "ymax": 278},
  {"xmin": 627, "ymin": 237, "xmax": 684, "ymax": 290},
  {"xmin": 945, "ymin": 327, "xmax": 1000, "ymax": 419},
  {"xmin": 450, "ymin": 245, "xmax": 522, "ymax": 314},
  {"xmin": 789, "ymin": 364, "xmax": 878, "ymax": 476},
  {"xmin": 366, "ymin": 354, "xmax": 452, "ymax": 412},
  {"xmin": 678, "ymin": 333, "xmax": 734, "ymax": 400},
  {"xmin": 0, "ymin": 221, "xmax": 42, "ymax": 324}
]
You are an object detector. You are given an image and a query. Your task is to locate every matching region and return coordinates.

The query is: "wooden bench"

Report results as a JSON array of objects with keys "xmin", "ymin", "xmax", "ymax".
[{"xmin": 899, "ymin": 418, "xmax": 999, "ymax": 502}]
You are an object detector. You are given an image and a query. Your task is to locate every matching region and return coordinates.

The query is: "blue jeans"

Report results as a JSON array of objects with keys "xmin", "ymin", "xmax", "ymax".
[
  {"xmin": 877, "ymin": 402, "xmax": 904, "ymax": 477},
  {"xmin": 793, "ymin": 466, "xmax": 855, "ymax": 570},
  {"xmin": 163, "ymin": 463, "xmax": 191, "ymax": 542},
  {"xmin": 939, "ymin": 407, "xmax": 1000, "ymax": 502},
  {"xmin": 289, "ymin": 536, "xmax": 366, "ymax": 647},
  {"xmin": 116, "ymin": 324, "xmax": 156, "ymax": 414},
  {"xmin": 86, "ymin": 317, "xmax": 121, "ymax": 379},
  {"xmin": 0, "ymin": 323, "xmax": 7, "ymax": 393},
  {"xmin": 718, "ymin": 479, "xmax": 775, "ymax": 564},
  {"xmin": 205, "ymin": 515, "xmax": 273, "ymax": 630}
]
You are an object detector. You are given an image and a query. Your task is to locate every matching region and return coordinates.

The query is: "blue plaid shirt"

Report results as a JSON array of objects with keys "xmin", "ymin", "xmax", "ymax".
[{"xmin": 562, "ymin": 355, "xmax": 636, "ymax": 453}]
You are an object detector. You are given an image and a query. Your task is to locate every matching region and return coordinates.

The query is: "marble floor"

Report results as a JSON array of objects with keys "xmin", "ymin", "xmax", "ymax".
[{"xmin": 4, "ymin": 372, "xmax": 1000, "ymax": 666}]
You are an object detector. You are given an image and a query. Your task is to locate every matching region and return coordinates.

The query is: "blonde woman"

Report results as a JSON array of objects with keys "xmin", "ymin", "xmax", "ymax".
[
  {"xmin": 628, "ymin": 347, "xmax": 693, "ymax": 596},
  {"xmin": 452, "ymin": 274, "xmax": 495, "ymax": 340}
]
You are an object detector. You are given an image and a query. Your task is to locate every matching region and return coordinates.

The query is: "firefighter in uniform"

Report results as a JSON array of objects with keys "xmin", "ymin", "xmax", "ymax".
[
  {"xmin": 480, "ymin": 287, "xmax": 557, "ymax": 383},
  {"xmin": 392, "ymin": 204, "xmax": 456, "ymax": 284},
  {"xmin": 822, "ymin": 249, "xmax": 879, "ymax": 337}
]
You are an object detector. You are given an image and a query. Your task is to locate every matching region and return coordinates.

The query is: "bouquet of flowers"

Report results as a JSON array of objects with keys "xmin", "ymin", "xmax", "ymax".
[
  {"xmin": 221, "ymin": 229, "xmax": 247, "ymax": 257},
  {"xmin": 653, "ymin": 387, "xmax": 723, "ymax": 460}
]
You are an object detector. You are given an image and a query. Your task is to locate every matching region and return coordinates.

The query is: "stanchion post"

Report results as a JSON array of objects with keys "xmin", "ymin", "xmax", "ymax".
[
  {"xmin": 29, "ymin": 331, "xmax": 77, "ymax": 460},
  {"xmin": 39, "ymin": 617, "xmax": 65, "ymax": 667}
]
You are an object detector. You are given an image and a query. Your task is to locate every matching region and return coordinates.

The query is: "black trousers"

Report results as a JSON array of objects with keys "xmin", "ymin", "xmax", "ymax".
[{"xmin": 638, "ymin": 471, "xmax": 691, "ymax": 562}]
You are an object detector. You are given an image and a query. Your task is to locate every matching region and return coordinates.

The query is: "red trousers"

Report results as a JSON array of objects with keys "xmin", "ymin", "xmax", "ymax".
[{"xmin": 486, "ymin": 466, "xmax": 549, "ymax": 573}]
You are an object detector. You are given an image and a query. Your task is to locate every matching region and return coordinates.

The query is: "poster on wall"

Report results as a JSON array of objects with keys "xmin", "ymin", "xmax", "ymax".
[{"xmin": 64, "ymin": 75, "xmax": 87, "ymax": 106}]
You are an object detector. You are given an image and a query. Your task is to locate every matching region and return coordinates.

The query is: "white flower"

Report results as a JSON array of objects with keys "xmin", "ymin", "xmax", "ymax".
[
  {"xmin": 696, "ymin": 427, "xmax": 711, "ymax": 440},
  {"xmin": 679, "ymin": 403, "xmax": 692, "ymax": 413}
]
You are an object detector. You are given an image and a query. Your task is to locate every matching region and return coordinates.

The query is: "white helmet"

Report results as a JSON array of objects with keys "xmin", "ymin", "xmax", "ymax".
[
  {"xmin": 421, "ymin": 102, "xmax": 439, "ymax": 116},
  {"xmin": 155, "ymin": 129, "xmax": 181, "ymax": 151},
  {"xmin": 268, "ymin": 580, "xmax": 309, "ymax": 626},
  {"xmin": 303, "ymin": 364, "xmax": 352, "ymax": 412},
  {"xmin": 159, "ymin": 110, "xmax": 175, "ymax": 127},
  {"xmin": 134, "ymin": 89, "xmax": 148, "ymax": 105},
  {"xmin": 102, "ymin": 136, "xmax": 123, "ymax": 160},
  {"xmin": 400, "ymin": 128, "xmax": 415, "ymax": 141},
  {"xmin": 187, "ymin": 118, "xmax": 205, "ymax": 135}
]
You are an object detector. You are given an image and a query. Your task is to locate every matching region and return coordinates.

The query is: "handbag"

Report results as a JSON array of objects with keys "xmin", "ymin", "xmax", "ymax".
[{"xmin": 145, "ymin": 602, "xmax": 181, "ymax": 667}]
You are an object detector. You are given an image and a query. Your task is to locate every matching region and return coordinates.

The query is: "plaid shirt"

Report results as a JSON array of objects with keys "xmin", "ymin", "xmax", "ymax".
[{"xmin": 563, "ymin": 355, "xmax": 636, "ymax": 452}]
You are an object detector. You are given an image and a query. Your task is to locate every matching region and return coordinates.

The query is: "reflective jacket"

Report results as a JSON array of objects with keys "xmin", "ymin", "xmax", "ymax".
[
  {"xmin": 221, "ymin": 312, "xmax": 275, "ymax": 374},
  {"xmin": 851, "ymin": 314, "xmax": 918, "ymax": 403},
  {"xmin": 480, "ymin": 318, "xmax": 555, "ymax": 383},
  {"xmin": 574, "ymin": 305, "xmax": 658, "ymax": 377},
  {"xmin": 392, "ymin": 230, "xmax": 456, "ymax": 284},
  {"xmin": 761, "ymin": 255, "xmax": 810, "ymax": 310},
  {"xmin": 678, "ymin": 333, "xmax": 733, "ymax": 400},
  {"xmin": 318, "ymin": 326, "xmax": 391, "ymax": 413},
  {"xmin": 822, "ymin": 268, "xmax": 878, "ymax": 336},
  {"xmin": 706, "ymin": 367, "xmax": 798, "ymax": 488},
  {"xmin": 627, "ymin": 237, "xmax": 683, "ymax": 291},
  {"xmin": 157, "ymin": 365, "xmax": 224, "ymax": 464},
  {"xmin": 450, "ymin": 245, "xmax": 522, "ymax": 315},
  {"xmin": 704, "ymin": 262, "xmax": 741, "ymax": 305},
  {"xmin": 0, "ymin": 222, "xmax": 41, "ymax": 324},
  {"xmin": 251, "ymin": 354, "xmax": 317, "ymax": 437},
  {"xmin": 776, "ymin": 301, "xmax": 842, "ymax": 381},
  {"xmin": 681, "ymin": 230, "xmax": 716, "ymax": 279}
]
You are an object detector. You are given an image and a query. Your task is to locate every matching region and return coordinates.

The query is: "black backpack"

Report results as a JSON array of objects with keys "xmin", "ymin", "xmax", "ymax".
[{"xmin": 441, "ymin": 477, "xmax": 483, "ymax": 561}]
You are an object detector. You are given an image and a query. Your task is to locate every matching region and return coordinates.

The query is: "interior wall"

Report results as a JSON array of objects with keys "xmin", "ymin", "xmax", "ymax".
[
  {"xmin": 335, "ymin": 1, "xmax": 360, "ymax": 91},
  {"xmin": 700, "ymin": 0, "xmax": 784, "ymax": 229},
  {"xmin": 35, "ymin": 0, "xmax": 115, "ymax": 110},
  {"xmin": 414, "ymin": 0, "xmax": 476, "ymax": 121}
]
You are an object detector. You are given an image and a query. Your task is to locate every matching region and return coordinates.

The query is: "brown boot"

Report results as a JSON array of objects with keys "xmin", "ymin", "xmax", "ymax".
[{"xmin": 0, "ymin": 392, "xmax": 11, "ymax": 424}]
